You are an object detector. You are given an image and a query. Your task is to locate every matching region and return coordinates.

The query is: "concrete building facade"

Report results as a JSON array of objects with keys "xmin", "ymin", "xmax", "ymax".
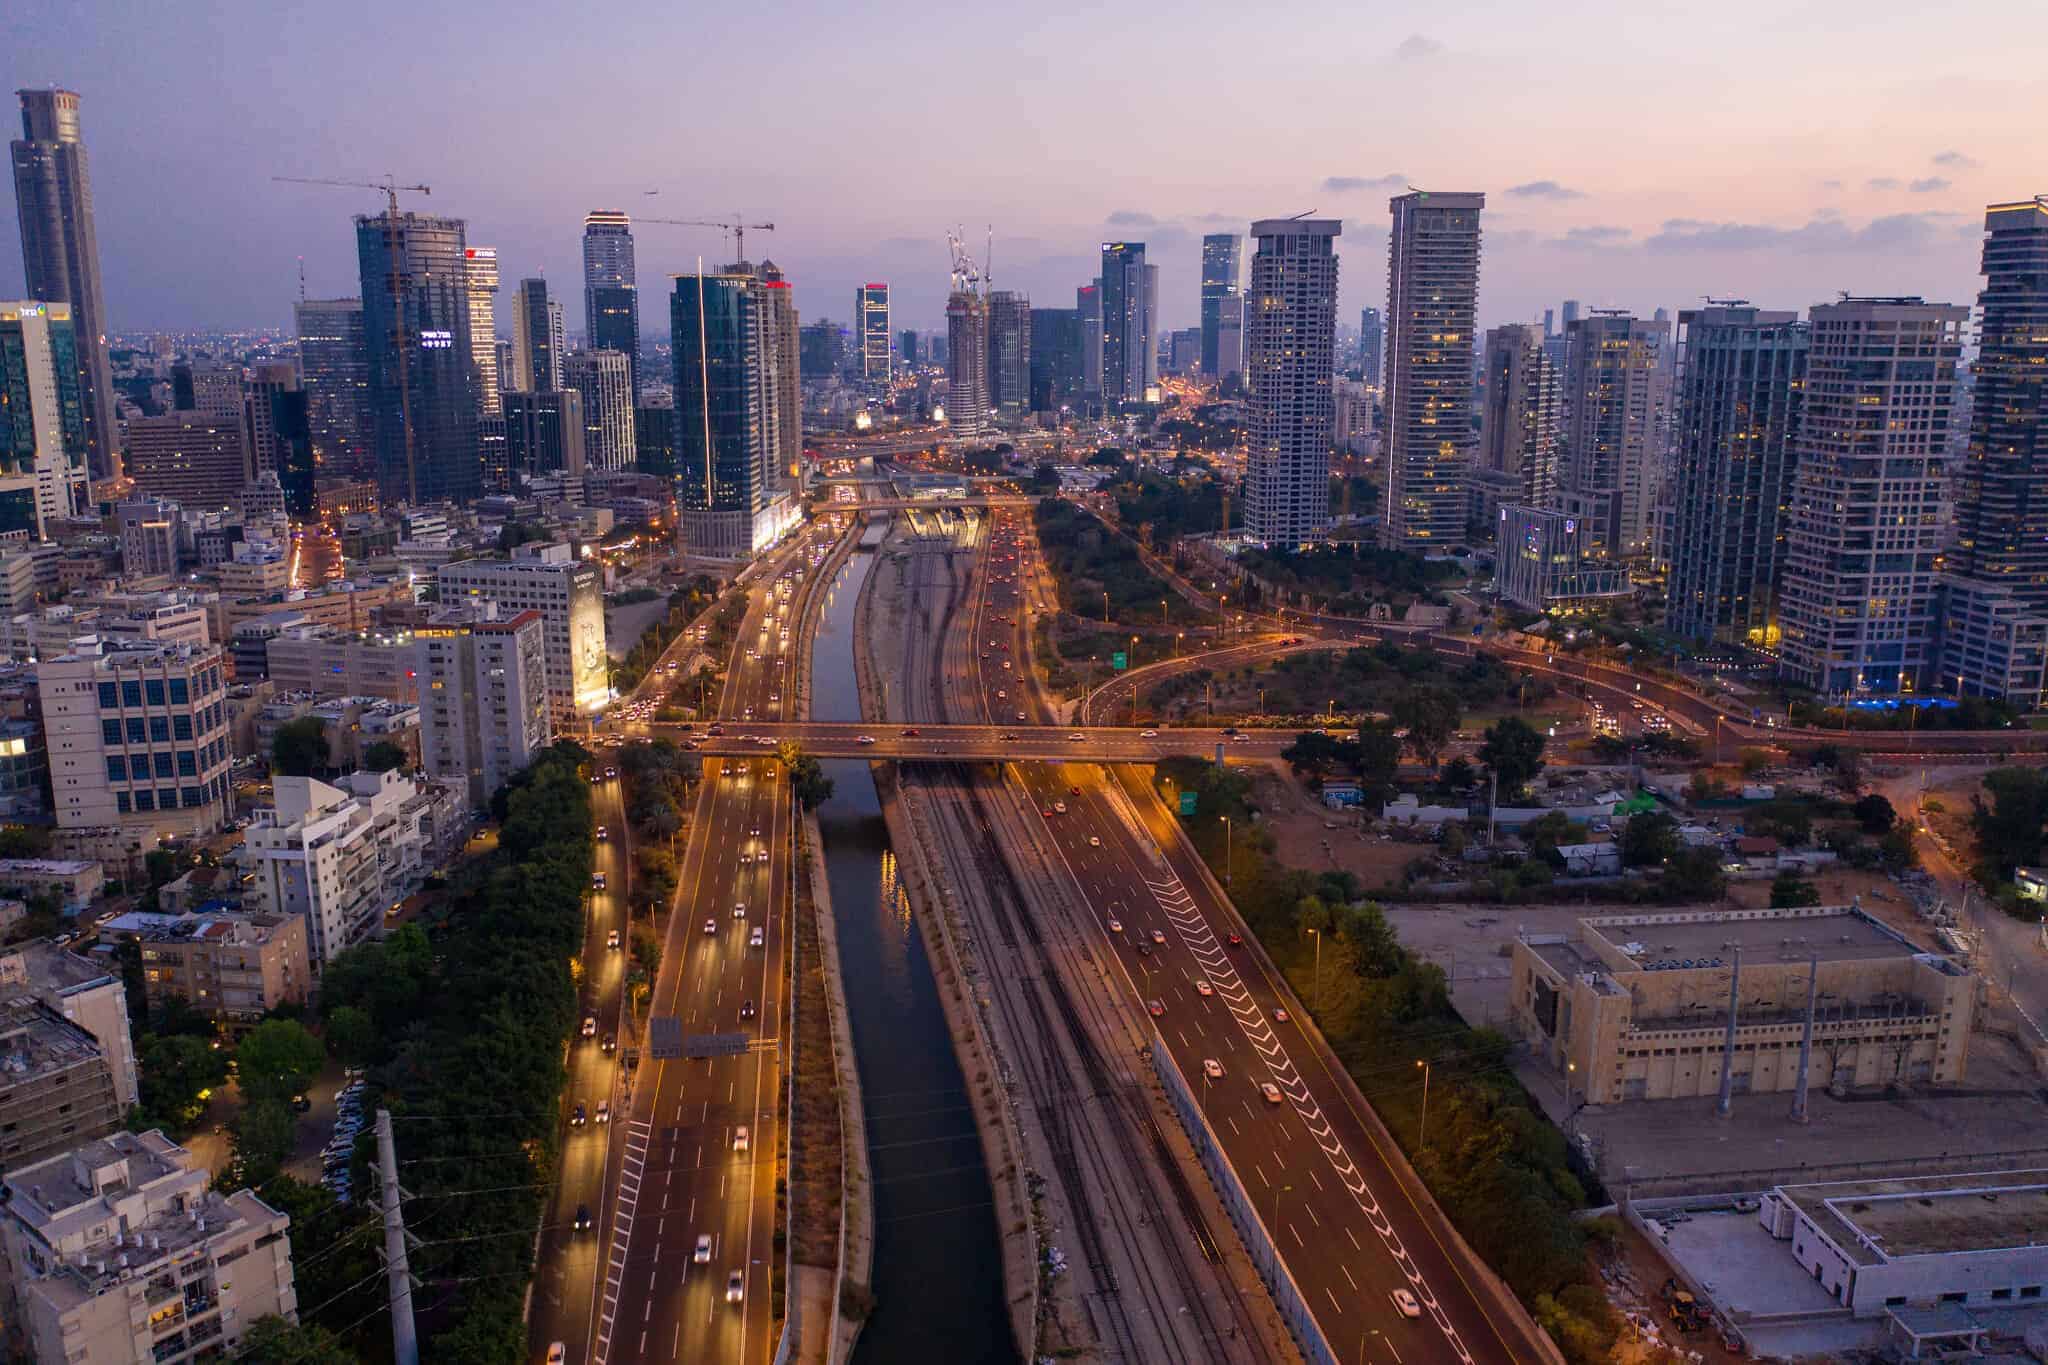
[
  {"xmin": 415, "ymin": 606, "xmax": 551, "ymax": 806},
  {"xmin": 243, "ymin": 769, "xmax": 438, "ymax": 967},
  {"xmin": 1244, "ymin": 217, "xmax": 1341, "ymax": 547},
  {"xmin": 1384, "ymin": 190, "xmax": 1484, "ymax": 547},
  {"xmin": 435, "ymin": 545, "xmax": 606, "ymax": 725}
]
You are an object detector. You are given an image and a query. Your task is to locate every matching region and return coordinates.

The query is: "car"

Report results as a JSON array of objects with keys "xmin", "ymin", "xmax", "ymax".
[
  {"xmin": 1194, "ymin": 979, "xmax": 1214, "ymax": 997},
  {"xmin": 1017, "ymin": 711, "xmax": 1028, "ymax": 722},
  {"xmin": 733, "ymin": 1125, "xmax": 750, "ymax": 1153},
  {"xmin": 1391, "ymin": 1288, "xmax": 1422, "ymax": 1319},
  {"xmin": 1151, "ymin": 929, "xmax": 1166, "ymax": 945},
  {"xmin": 750, "ymin": 926, "xmax": 765, "ymax": 947},
  {"xmin": 999, "ymin": 732, "xmax": 1018, "ymax": 741},
  {"xmin": 739, "ymin": 998, "xmax": 756, "ymax": 1020},
  {"xmin": 757, "ymin": 850, "xmax": 771, "ymax": 863},
  {"xmin": 547, "ymin": 1343, "xmax": 567, "ymax": 1365},
  {"xmin": 1053, "ymin": 801, "xmax": 1067, "ymax": 814},
  {"xmin": 1069, "ymin": 785, "xmax": 1081, "ymax": 796},
  {"xmin": 856, "ymin": 735, "xmax": 877, "ymax": 745},
  {"xmin": 694, "ymin": 1234, "xmax": 714, "ymax": 1264},
  {"xmin": 707, "ymin": 724, "xmax": 725, "ymax": 736},
  {"xmin": 996, "ymin": 689, "xmax": 1007, "ymax": 700},
  {"xmin": 289, "ymin": 1093, "xmax": 311, "ymax": 1114},
  {"xmin": 595, "ymin": 1100, "xmax": 611, "ymax": 1123},
  {"xmin": 607, "ymin": 928, "xmax": 622, "ymax": 949},
  {"xmin": 1226, "ymin": 932, "xmax": 1242, "ymax": 948},
  {"xmin": 1107, "ymin": 917, "xmax": 1123, "ymax": 933},
  {"xmin": 571, "ymin": 1102, "xmax": 587, "ymax": 1127},
  {"xmin": 604, "ymin": 767, "xmax": 618, "ymax": 779},
  {"xmin": 1147, "ymin": 999, "xmax": 1166, "ymax": 1018},
  {"xmin": 704, "ymin": 918, "xmax": 718, "ymax": 935},
  {"xmin": 900, "ymin": 727, "xmax": 921, "ymax": 737},
  {"xmin": 575, "ymin": 1203, "xmax": 592, "ymax": 1231},
  {"xmin": 1261, "ymin": 1082, "xmax": 1285, "ymax": 1106},
  {"xmin": 1273, "ymin": 1007, "xmax": 1290, "ymax": 1023},
  {"xmin": 602, "ymin": 1033, "xmax": 616, "ymax": 1054},
  {"xmin": 733, "ymin": 902, "xmax": 748, "ymax": 919},
  {"xmin": 726, "ymin": 1270, "xmax": 746, "ymax": 1304},
  {"xmin": 1088, "ymin": 836, "xmax": 1101, "ymax": 848},
  {"xmin": 1067, "ymin": 733, "xmax": 1086, "ymax": 743},
  {"xmin": 1041, "ymin": 807, "xmax": 1055, "ymax": 818},
  {"xmin": 582, "ymin": 1015, "xmax": 597, "ymax": 1037},
  {"xmin": 595, "ymin": 825, "xmax": 608, "ymax": 841},
  {"xmin": 1140, "ymin": 729, "xmax": 1158, "ymax": 738},
  {"xmin": 590, "ymin": 770, "xmax": 604, "ymax": 784},
  {"xmin": 1203, "ymin": 1058, "xmax": 1224, "ymax": 1080},
  {"xmin": 591, "ymin": 872, "xmax": 606, "ymax": 889}
]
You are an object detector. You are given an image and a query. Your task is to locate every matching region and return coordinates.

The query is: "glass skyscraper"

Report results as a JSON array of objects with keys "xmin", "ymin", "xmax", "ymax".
[
  {"xmin": 295, "ymin": 298, "xmax": 372, "ymax": 480},
  {"xmin": 583, "ymin": 211, "xmax": 640, "ymax": 397},
  {"xmin": 0, "ymin": 299, "xmax": 87, "ymax": 534},
  {"xmin": 671, "ymin": 270, "xmax": 797, "ymax": 556},
  {"xmin": 354, "ymin": 213, "xmax": 482, "ymax": 506},
  {"xmin": 1199, "ymin": 233, "xmax": 1241, "ymax": 378}
]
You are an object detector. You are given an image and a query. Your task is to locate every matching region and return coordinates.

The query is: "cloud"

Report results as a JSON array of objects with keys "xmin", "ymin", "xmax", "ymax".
[
  {"xmin": 1104, "ymin": 210, "xmax": 1158, "ymax": 226},
  {"xmin": 1644, "ymin": 213, "xmax": 1950, "ymax": 254},
  {"xmin": 1866, "ymin": 177, "xmax": 1900, "ymax": 191},
  {"xmin": 1819, "ymin": 178, "xmax": 1844, "ymax": 191},
  {"xmin": 1909, "ymin": 177, "xmax": 1950, "ymax": 194},
  {"xmin": 1547, "ymin": 225, "xmax": 1631, "ymax": 249},
  {"xmin": 1393, "ymin": 33, "xmax": 1443, "ymax": 60},
  {"xmin": 1507, "ymin": 180, "xmax": 1585, "ymax": 201},
  {"xmin": 1322, "ymin": 174, "xmax": 1408, "ymax": 193},
  {"xmin": 1932, "ymin": 150, "xmax": 1978, "ymax": 169}
]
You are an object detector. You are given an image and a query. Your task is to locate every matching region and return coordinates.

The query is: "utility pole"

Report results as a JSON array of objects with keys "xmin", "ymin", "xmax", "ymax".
[{"xmin": 375, "ymin": 1109, "xmax": 420, "ymax": 1365}]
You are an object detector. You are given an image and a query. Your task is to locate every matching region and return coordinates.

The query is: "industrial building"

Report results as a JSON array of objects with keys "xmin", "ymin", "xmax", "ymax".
[{"xmin": 1512, "ymin": 904, "xmax": 1975, "ymax": 1105}]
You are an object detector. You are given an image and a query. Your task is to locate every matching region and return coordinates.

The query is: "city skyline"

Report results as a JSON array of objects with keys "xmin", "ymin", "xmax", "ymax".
[{"xmin": 6, "ymin": 0, "xmax": 2038, "ymax": 335}]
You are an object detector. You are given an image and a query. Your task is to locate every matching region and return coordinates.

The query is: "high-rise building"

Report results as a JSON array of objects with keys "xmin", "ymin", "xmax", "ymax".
[
  {"xmin": 987, "ymin": 290, "xmax": 1031, "ymax": 423},
  {"xmin": 295, "ymin": 297, "xmax": 372, "ymax": 479},
  {"xmin": 757, "ymin": 261, "xmax": 803, "ymax": 490},
  {"xmin": 355, "ymin": 213, "xmax": 482, "ymax": 505},
  {"xmin": 503, "ymin": 389, "xmax": 587, "ymax": 481},
  {"xmin": 855, "ymin": 283, "xmax": 891, "ymax": 387},
  {"xmin": 671, "ymin": 270, "xmax": 800, "ymax": 557},
  {"xmin": 798, "ymin": 319, "xmax": 844, "ymax": 384},
  {"xmin": 38, "ymin": 637, "xmax": 235, "ymax": 838},
  {"xmin": 1199, "ymin": 233, "xmax": 1242, "ymax": 377},
  {"xmin": 464, "ymin": 246, "xmax": 502, "ymax": 417},
  {"xmin": 899, "ymin": 329, "xmax": 920, "ymax": 369},
  {"xmin": 122, "ymin": 411, "xmax": 248, "ymax": 511},
  {"xmin": 511, "ymin": 277, "xmax": 564, "ymax": 393},
  {"xmin": 1777, "ymin": 297, "xmax": 1965, "ymax": 694},
  {"xmin": 1561, "ymin": 299, "xmax": 1582, "ymax": 329},
  {"xmin": 437, "ymin": 543, "xmax": 608, "ymax": 724},
  {"xmin": 1384, "ymin": 190, "xmax": 1484, "ymax": 547},
  {"xmin": 1029, "ymin": 307, "xmax": 1083, "ymax": 414},
  {"xmin": 634, "ymin": 399, "xmax": 674, "ymax": 478},
  {"xmin": 1359, "ymin": 306, "xmax": 1384, "ymax": 385},
  {"xmin": 1078, "ymin": 283, "xmax": 1103, "ymax": 403},
  {"xmin": 1663, "ymin": 305, "xmax": 1809, "ymax": 646},
  {"xmin": 1938, "ymin": 199, "xmax": 2048, "ymax": 704},
  {"xmin": 242, "ymin": 361, "xmax": 316, "ymax": 519},
  {"xmin": 185, "ymin": 365, "xmax": 243, "ymax": 419},
  {"xmin": 1243, "ymin": 219, "xmax": 1341, "ymax": 547},
  {"xmin": 1558, "ymin": 312, "xmax": 1670, "ymax": 560},
  {"xmin": 0, "ymin": 300, "xmax": 88, "ymax": 534},
  {"xmin": 946, "ymin": 281, "xmax": 990, "ymax": 439},
  {"xmin": 1099, "ymin": 242, "xmax": 1155, "ymax": 404},
  {"xmin": 564, "ymin": 349, "xmax": 634, "ymax": 472},
  {"xmin": 10, "ymin": 90, "xmax": 117, "ymax": 482},
  {"xmin": 478, "ymin": 413, "xmax": 509, "ymax": 493},
  {"xmin": 583, "ymin": 211, "xmax": 640, "ymax": 397},
  {"xmin": 1476, "ymin": 323, "xmax": 1561, "ymax": 520},
  {"xmin": 414, "ymin": 606, "xmax": 552, "ymax": 807}
]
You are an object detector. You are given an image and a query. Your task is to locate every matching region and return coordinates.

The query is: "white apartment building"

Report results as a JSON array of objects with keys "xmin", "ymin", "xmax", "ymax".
[
  {"xmin": 0, "ymin": 1131, "xmax": 297, "ymax": 1365},
  {"xmin": 435, "ymin": 543, "xmax": 607, "ymax": 725},
  {"xmin": 565, "ymin": 348, "xmax": 636, "ymax": 473},
  {"xmin": 0, "ymin": 940, "xmax": 139, "ymax": 1108},
  {"xmin": 38, "ymin": 638, "xmax": 235, "ymax": 839},
  {"xmin": 416, "ymin": 607, "xmax": 552, "ymax": 806},
  {"xmin": 243, "ymin": 769, "xmax": 434, "ymax": 967}
]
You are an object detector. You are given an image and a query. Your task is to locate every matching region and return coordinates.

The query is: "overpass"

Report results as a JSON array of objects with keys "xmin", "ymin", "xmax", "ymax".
[
  {"xmin": 665, "ymin": 720, "xmax": 1295, "ymax": 762},
  {"xmin": 814, "ymin": 493, "xmax": 1035, "ymax": 512}
]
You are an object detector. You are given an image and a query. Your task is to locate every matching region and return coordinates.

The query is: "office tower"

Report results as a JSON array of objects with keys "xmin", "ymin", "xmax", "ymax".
[
  {"xmin": 510, "ymin": 277, "xmax": 564, "ymax": 393},
  {"xmin": 1359, "ymin": 306, "xmax": 1384, "ymax": 386},
  {"xmin": 123, "ymin": 410, "xmax": 248, "ymax": 510},
  {"xmin": 503, "ymin": 389, "xmax": 587, "ymax": 480},
  {"xmin": 38, "ymin": 636, "xmax": 234, "ymax": 837},
  {"xmin": 10, "ymin": 90, "xmax": 117, "ymax": 481},
  {"xmin": 1663, "ymin": 305, "xmax": 1808, "ymax": 645},
  {"xmin": 900, "ymin": 329, "xmax": 920, "ymax": 368},
  {"xmin": 1776, "ymin": 297, "xmax": 1965, "ymax": 694},
  {"xmin": 1100, "ymin": 243, "xmax": 1154, "ymax": 404},
  {"xmin": 185, "ymin": 365, "xmax": 243, "ymax": 418},
  {"xmin": 671, "ymin": 269, "xmax": 801, "ymax": 556},
  {"xmin": 564, "ymin": 349, "xmax": 634, "ymax": 472},
  {"xmin": 1939, "ymin": 199, "xmax": 2048, "ymax": 703},
  {"xmin": 946, "ymin": 284, "xmax": 990, "ymax": 439},
  {"xmin": 1029, "ymin": 307, "xmax": 1083, "ymax": 414},
  {"xmin": 0, "ymin": 300, "xmax": 89, "ymax": 534},
  {"xmin": 1078, "ymin": 283, "xmax": 1103, "ymax": 403},
  {"xmin": 478, "ymin": 414, "xmax": 509, "ymax": 492},
  {"xmin": 355, "ymin": 212, "xmax": 482, "ymax": 505},
  {"xmin": 1561, "ymin": 299, "xmax": 1581, "ymax": 329},
  {"xmin": 1542, "ymin": 307, "xmax": 1555, "ymax": 339},
  {"xmin": 1168, "ymin": 327, "xmax": 1202, "ymax": 375},
  {"xmin": 295, "ymin": 297, "xmax": 371, "ymax": 478},
  {"xmin": 464, "ymin": 246, "xmax": 502, "ymax": 416},
  {"xmin": 799, "ymin": 319, "xmax": 843, "ymax": 382},
  {"xmin": 414, "ymin": 606, "xmax": 552, "ymax": 807},
  {"xmin": 1476, "ymin": 323, "xmax": 1561, "ymax": 520},
  {"xmin": 757, "ymin": 262, "xmax": 802, "ymax": 489},
  {"xmin": 634, "ymin": 399, "xmax": 675, "ymax": 478},
  {"xmin": 243, "ymin": 361, "xmax": 316, "ymax": 519},
  {"xmin": 1215, "ymin": 301, "xmax": 1243, "ymax": 385},
  {"xmin": 1384, "ymin": 190, "xmax": 1484, "ymax": 547},
  {"xmin": 1244, "ymin": 218, "xmax": 1341, "ymax": 547},
  {"xmin": 987, "ymin": 290, "xmax": 1031, "ymax": 422},
  {"xmin": 438, "ymin": 543, "xmax": 608, "ymax": 724},
  {"xmin": 1200, "ymin": 233, "xmax": 1242, "ymax": 377},
  {"xmin": 583, "ymin": 210, "xmax": 640, "ymax": 397},
  {"xmin": 1558, "ymin": 312, "xmax": 1670, "ymax": 559},
  {"xmin": 856, "ymin": 283, "xmax": 891, "ymax": 387}
]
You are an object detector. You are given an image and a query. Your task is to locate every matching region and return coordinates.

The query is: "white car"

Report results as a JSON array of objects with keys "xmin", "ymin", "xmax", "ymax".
[
  {"xmin": 1140, "ymin": 729, "xmax": 1158, "ymax": 738},
  {"xmin": 733, "ymin": 903, "xmax": 747, "ymax": 919},
  {"xmin": 726, "ymin": 1270, "xmax": 746, "ymax": 1304},
  {"xmin": 1203, "ymin": 1058, "xmax": 1224, "ymax": 1081},
  {"xmin": 1107, "ymin": 917, "xmax": 1123, "ymax": 933},
  {"xmin": 750, "ymin": 926, "xmax": 765, "ymax": 947},
  {"xmin": 704, "ymin": 918, "xmax": 717, "ymax": 935},
  {"xmin": 547, "ymin": 1343, "xmax": 567, "ymax": 1365},
  {"xmin": 1260, "ymin": 1082, "xmax": 1285, "ymax": 1106},
  {"xmin": 582, "ymin": 1016, "xmax": 597, "ymax": 1038},
  {"xmin": 1088, "ymin": 835, "xmax": 1101, "ymax": 847},
  {"xmin": 595, "ymin": 1100, "xmax": 610, "ymax": 1124},
  {"xmin": 595, "ymin": 825, "xmax": 608, "ymax": 841},
  {"xmin": 856, "ymin": 735, "xmax": 877, "ymax": 745},
  {"xmin": 757, "ymin": 850, "xmax": 771, "ymax": 864},
  {"xmin": 1391, "ymin": 1288, "xmax": 1422, "ymax": 1318},
  {"xmin": 732, "ymin": 1125, "xmax": 749, "ymax": 1153},
  {"xmin": 1053, "ymin": 801, "xmax": 1067, "ymax": 814},
  {"xmin": 1194, "ymin": 979, "xmax": 1214, "ymax": 997},
  {"xmin": 606, "ymin": 929, "xmax": 621, "ymax": 949},
  {"xmin": 695, "ymin": 1234, "xmax": 713, "ymax": 1264},
  {"xmin": 1067, "ymin": 733, "xmax": 1087, "ymax": 743}
]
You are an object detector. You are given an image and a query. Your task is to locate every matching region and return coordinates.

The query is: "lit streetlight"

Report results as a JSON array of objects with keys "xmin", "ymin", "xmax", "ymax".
[
  {"xmin": 1221, "ymin": 815, "xmax": 1233, "ymax": 885},
  {"xmin": 1416, "ymin": 1059, "xmax": 1432, "ymax": 1148}
]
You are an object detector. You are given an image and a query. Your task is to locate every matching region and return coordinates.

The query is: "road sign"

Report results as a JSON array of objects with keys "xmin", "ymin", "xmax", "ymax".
[
  {"xmin": 648, "ymin": 1017, "xmax": 683, "ymax": 1059},
  {"xmin": 1179, "ymin": 790, "xmax": 1197, "ymax": 816},
  {"xmin": 1112, "ymin": 652, "xmax": 1127, "ymax": 670},
  {"xmin": 683, "ymin": 1033, "xmax": 751, "ymax": 1058}
]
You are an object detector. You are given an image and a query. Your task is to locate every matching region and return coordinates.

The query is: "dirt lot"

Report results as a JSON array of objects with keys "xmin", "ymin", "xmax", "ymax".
[
  {"xmin": 1598, "ymin": 1219, "xmax": 1749, "ymax": 1365},
  {"xmin": 1246, "ymin": 760, "xmax": 1427, "ymax": 888}
]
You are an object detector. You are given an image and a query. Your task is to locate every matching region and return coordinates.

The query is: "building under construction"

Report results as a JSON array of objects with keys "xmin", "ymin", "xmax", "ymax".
[
  {"xmin": 944, "ymin": 232, "xmax": 990, "ymax": 439},
  {"xmin": 1512, "ymin": 904, "xmax": 1975, "ymax": 1106}
]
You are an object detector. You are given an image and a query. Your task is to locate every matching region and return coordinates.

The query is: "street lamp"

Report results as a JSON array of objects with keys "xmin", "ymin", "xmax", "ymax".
[
  {"xmin": 1102, "ymin": 590, "xmax": 1110, "ymax": 624},
  {"xmin": 1161, "ymin": 599, "xmax": 1169, "ymax": 628},
  {"xmin": 1416, "ymin": 1059, "xmax": 1432, "ymax": 1147},
  {"xmin": 1222, "ymin": 816, "xmax": 1233, "ymax": 885},
  {"xmin": 1306, "ymin": 927, "xmax": 1323, "ymax": 1015}
]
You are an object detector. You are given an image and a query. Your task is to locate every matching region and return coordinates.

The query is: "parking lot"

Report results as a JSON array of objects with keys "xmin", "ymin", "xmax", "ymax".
[{"xmin": 286, "ymin": 1060, "xmax": 368, "ymax": 1203}]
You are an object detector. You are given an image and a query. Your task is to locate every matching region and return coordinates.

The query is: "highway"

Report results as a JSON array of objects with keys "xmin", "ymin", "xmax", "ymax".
[
  {"xmin": 589, "ymin": 514, "xmax": 856, "ymax": 1365},
  {"xmin": 675, "ymin": 720, "xmax": 1297, "ymax": 762}
]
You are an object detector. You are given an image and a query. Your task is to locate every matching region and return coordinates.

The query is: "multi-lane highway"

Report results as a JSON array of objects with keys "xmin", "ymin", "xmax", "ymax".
[{"xmin": 678, "ymin": 719, "xmax": 1296, "ymax": 762}]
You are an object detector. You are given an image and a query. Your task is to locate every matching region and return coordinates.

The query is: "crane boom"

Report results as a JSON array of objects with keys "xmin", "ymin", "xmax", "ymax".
[{"xmin": 637, "ymin": 215, "xmax": 775, "ymax": 264}]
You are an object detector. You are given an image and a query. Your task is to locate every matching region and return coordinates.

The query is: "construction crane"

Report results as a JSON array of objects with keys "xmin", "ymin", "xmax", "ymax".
[
  {"xmin": 638, "ymin": 214, "xmax": 775, "ymax": 265},
  {"xmin": 947, "ymin": 229, "xmax": 985, "ymax": 295},
  {"xmin": 273, "ymin": 175, "xmax": 432, "ymax": 503}
]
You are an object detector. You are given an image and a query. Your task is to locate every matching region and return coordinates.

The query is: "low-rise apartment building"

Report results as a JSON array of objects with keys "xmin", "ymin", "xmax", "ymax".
[
  {"xmin": 129, "ymin": 912, "xmax": 310, "ymax": 1028},
  {"xmin": 0, "ymin": 998, "xmax": 123, "ymax": 1171},
  {"xmin": 417, "ymin": 606, "xmax": 553, "ymax": 806},
  {"xmin": 0, "ymin": 940, "xmax": 138, "ymax": 1109},
  {"xmin": 0, "ymin": 857, "xmax": 103, "ymax": 909},
  {"xmin": 263, "ymin": 623, "xmax": 420, "ymax": 702}
]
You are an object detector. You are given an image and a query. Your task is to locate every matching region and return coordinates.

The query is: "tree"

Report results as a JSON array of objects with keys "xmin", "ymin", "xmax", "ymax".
[
  {"xmin": 1355, "ymin": 720, "xmax": 1402, "ymax": 805},
  {"xmin": 1853, "ymin": 793, "xmax": 1897, "ymax": 835},
  {"xmin": 1972, "ymin": 767, "xmax": 2048, "ymax": 879},
  {"xmin": 322, "ymin": 1005, "xmax": 376, "ymax": 1068},
  {"xmin": 1747, "ymin": 798, "xmax": 1814, "ymax": 848},
  {"xmin": 362, "ymin": 740, "xmax": 408, "ymax": 773},
  {"xmin": 237, "ymin": 1316, "xmax": 357, "ymax": 1365},
  {"xmin": 1030, "ymin": 462, "xmax": 1058, "ymax": 493},
  {"xmin": 272, "ymin": 717, "xmax": 330, "ymax": 777},
  {"xmin": 232, "ymin": 1097, "xmax": 296, "ymax": 1187},
  {"xmin": 1281, "ymin": 730, "xmax": 1349, "ymax": 780},
  {"xmin": 1769, "ymin": 870, "xmax": 1822, "ymax": 908},
  {"xmin": 1658, "ymin": 846, "xmax": 1727, "ymax": 903},
  {"xmin": 1440, "ymin": 756, "xmax": 1476, "ymax": 792},
  {"xmin": 1392, "ymin": 686, "xmax": 1460, "ymax": 772},
  {"xmin": 235, "ymin": 1018, "xmax": 326, "ymax": 1105},
  {"xmin": 1477, "ymin": 716, "xmax": 1546, "ymax": 796},
  {"xmin": 132, "ymin": 1033, "xmax": 229, "ymax": 1133},
  {"xmin": 778, "ymin": 743, "xmax": 834, "ymax": 811},
  {"xmin": 1878, "ymin": 825, "xmax": 1920, "ymax": 874},
  {"xmin": 1618, "ymin": 811, "xmax": 1679, "ymax": 868}
]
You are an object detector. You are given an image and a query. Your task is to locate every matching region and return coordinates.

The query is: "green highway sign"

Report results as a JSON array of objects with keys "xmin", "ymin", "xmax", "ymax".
[
  {"xmin": 1179, "ymin": 791, "xmax": 1198, "ymax": 816},
  {"xmin": 1112, "ymin": 652, "xmax": 1128, "ymax": 670}
]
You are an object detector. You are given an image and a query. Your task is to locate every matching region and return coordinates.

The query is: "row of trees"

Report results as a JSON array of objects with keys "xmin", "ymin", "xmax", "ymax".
[{"xmin": 1281, "ymin": 710, "xmax": 1549, "ymax": 806}]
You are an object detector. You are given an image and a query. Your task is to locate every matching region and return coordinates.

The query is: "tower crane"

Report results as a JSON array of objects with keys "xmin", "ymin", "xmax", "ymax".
[
  {"xmin": 637, "ymin": 215, "xmax": 776, "ymax": 265},
  {"xmin": 273, "ymin": 175, "xmax": 433, "ymax": 503}
]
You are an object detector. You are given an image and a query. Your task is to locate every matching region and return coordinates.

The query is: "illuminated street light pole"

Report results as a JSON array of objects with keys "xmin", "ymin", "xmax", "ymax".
[
  {"xmin": 1416, "ymin": 1059, "xmax": 1432, "ymax": 1148},
  {"xmin": 1222, "ymin": 816, "xmax": 1233, "ymax": 885}
]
